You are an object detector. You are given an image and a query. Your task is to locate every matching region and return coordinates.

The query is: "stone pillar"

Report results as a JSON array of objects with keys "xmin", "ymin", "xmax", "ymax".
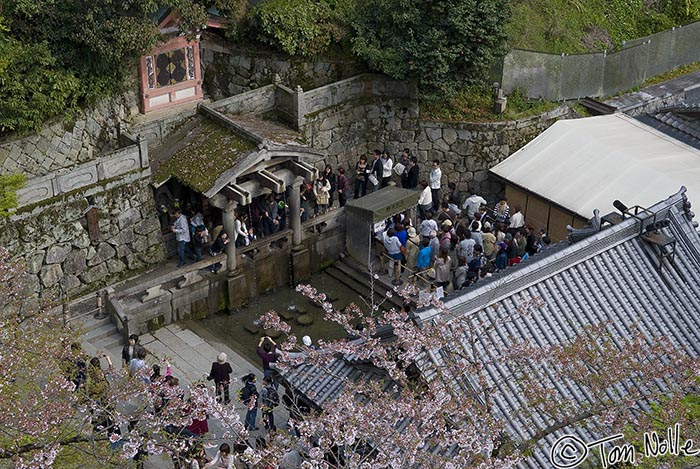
[
  {"xmin": 222, "ymin": 201, "xmax": 238, "ymax": 274},
  {"xmin": 290, "ymin": 177, "xmax": 304, "ymax": 248}
]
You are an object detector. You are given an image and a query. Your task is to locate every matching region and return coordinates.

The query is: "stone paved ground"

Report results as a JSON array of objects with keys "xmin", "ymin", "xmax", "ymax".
[
  {"xmin": 140, "ymin": 323, "xmax": 288, "ymax": 468},
  {"xmin": 78, "ymin": 316, "xmax": 288, "ymax": 468}
]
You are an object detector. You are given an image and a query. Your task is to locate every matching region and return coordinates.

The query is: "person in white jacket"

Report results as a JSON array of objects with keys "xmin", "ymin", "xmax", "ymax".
[
  {"xmin": 429, "ymin": 160, "xmax": 442, "ymax": 211},
  {"xmin": 381, "ymin": 151, "xmax": 393, "ymax": 188},
  {"xmin": 234, "ymin": 213, "xmax": 250, "ymax": 247},
  {"xmin": 462, "ymin": 193, "xmax": 487, "ymax": 220},
  {"xmin": 204, "ymin": 443, "xmax": 235, "ymax": 469},
  {"xmin": 418, "ymin": 181, "xmax": 433, "ymax": 219}
]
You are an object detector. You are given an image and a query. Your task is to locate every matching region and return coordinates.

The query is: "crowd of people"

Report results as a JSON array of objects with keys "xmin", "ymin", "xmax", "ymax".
[
  {"xmin": 381, "ymin": 193, "xmax": 551, "ymax": 295},
  {"xmin": 62, "ymin": 331, "xmax": 307, "ymax": 468},
  {"xmin": 163, "ymin": 145, "xmax": 550, "ymax": 288}
]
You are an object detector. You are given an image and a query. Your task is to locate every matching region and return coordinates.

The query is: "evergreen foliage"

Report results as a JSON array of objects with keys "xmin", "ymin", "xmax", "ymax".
[
  {"xmin": 249, "ymin": 0, "xmax": 348, "ymax": 57},
  {"xmin": 349, "ymin": 0, "xmax": 510, "ymax": 95}
]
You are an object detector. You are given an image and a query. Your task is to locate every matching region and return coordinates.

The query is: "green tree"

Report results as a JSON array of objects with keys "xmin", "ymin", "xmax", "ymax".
[
  {"xmin": 249, "ymin": 0, "xmax": 349, "ymax": 56},
  {"xmin": 350, "ymin": 0, "xmax": 510, "ymax": 95},
  {"xmin": 0, "ymin": 0, "xmax": 235, "ymax": 135},
  {"xmin": 0, "ymin": 19, "xmax": 80, "ymax": 133}
]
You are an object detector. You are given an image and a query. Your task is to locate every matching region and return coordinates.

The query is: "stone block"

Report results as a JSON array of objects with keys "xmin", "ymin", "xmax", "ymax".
[
  {"xmin": 442, "ymin": 128, "xmax": 458, "ymax": 145},
  {"xmin": 433, "ymin": 138, "xmax": 450, "ymax": 152},
  {"xmin": 100, "ymin": 150, "xmax": 140, "ymax": 179},
  {"xmin": 178, "ymin": 270, "xmax": 204, "ymax": 289},
  {"xmin": 141, "ymin": 285, "xmax": 165, "ymax": 302},
  {"xmin": 26, "ymin": 250, "xmax": 45, "ymax": 274},
  {"xmin": 133, "ymin": 217, "xmax": 160, "ymax": 236},
  {"xmin": 227, "ymin": 273, "xmax": 250, "ymax": 309},
  {"xmin": 88, "ymin": 242, "xmax": 116, "ymax": 267},
  {"xmin": 474, "ymin": 170, "xmax": 489, "ymax": 182},
  {"xmin": 40, "ymin": 264, "xmax": 63, "ymax": 288},
  {"xmin": 80, "ymin": 263, "xmax": 109, "ymax": 284},
  {"xmin": 425, "ymin": 127, "xmax": 442, "ymax": 142},
  {"xmin": 55, "ymin": 165, "xmax": 98, "ymax": 194},
  {"xmin": 126, "ymin": 253, "xmax": 146, "ymax": 270},
  {"xmin": 16, "ymin": 176, "xmax": 54, "ymax": 207},
  {"xmin": 72, "ymin": 231, "xmax": 91, "ymax": 249},
  {"xmin": 109, "ymin": 227, "xmax": 134, "ymax": 246},
  {"xmin": 106, "ymin": 258, "xmax": 127, "ymax": 274},
  {"xmin": 291, "ymin": 248, "xmax": 311, "ymax": 284},
  {"xmin": 116, "ymin": 244, "xmax": 132, "ymax": 258},
  {"xmin": 457, "ymin": 129, "xmax": 472, "ymax": 140},
  {"xmin": 428, "ymin": 149, "xmax": 444, "ymax": 161},
  {"xmin": 131, "ymin": 234, "xmax": 149, "ymax": 252},
  {"xmin": 451, "ymin": 140, "xmax": 471, "ymax": 156},
  {"xmin": 61, "ymin": 274, "xmax": 82, "ymax": 293},
  {"xmin": 117, "ymin": 207, "xmax": 142, "ymax": 230},
  {"xmin": 147, "ymin": 231, "xmax": 163, "ymax": 248},
  {"xmin": 418, "ymin": 140, "xmax": 432, "ymax": 151},
  {"xmin": 46, "ymin": 244, "xmax": 71, "ymax": 264},
  {"xmin": 63, "ymin": 249, "xmax": 87, "ymax": 275},
  {"xmin": 327, "ymin": 141, "xmax": 345, "ymax": 156}
]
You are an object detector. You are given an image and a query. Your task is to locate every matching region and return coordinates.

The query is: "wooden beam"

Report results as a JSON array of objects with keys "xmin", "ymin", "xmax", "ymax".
[
  {"xmin": 224, "ymin": 184, "xmax": 252, "ymax": 205},
  {"xmin": 290, "ymin": 160, "xmax": 318, "ymax": 181},
  {"xmin": 255, "ymin": 169, "xmax": 286, "ymax": 193}
]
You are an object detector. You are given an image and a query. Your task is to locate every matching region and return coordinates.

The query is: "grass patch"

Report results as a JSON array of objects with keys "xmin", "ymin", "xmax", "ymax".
[
  {"xmin": 507, "ymin": 0, "xmax": 698, "ymax": 54},
  {"xmin": 642, "ymin": 62, "xmax": 700, "ymax": 87},
  {"xmin": 153, "ymin": 119, "xmax": 257, "ymax": 193},
  {"xmin": 420, "ymin": 87, "xmax": 560, "ymax": 123}
]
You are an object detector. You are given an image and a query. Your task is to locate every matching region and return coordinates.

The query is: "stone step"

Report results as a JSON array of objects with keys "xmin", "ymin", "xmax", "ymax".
[
  {"xmin": 333, "ymin": 260, "xmax": 405, "ymax": 309},
  {"xmin": 83, "ymin": 321, "xmax": 118, "ymax": 343},
  {"xmin": 94, "ymin": 335, "xmax": 124, "ymax": 352},
  {"xmin": 75, "ymin": 316, "xmax": 112, "ymax": 333}
]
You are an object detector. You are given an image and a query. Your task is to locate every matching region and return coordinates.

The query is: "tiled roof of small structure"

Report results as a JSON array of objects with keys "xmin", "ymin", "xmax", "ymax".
[
  {"xmin": 637, "ymin": 101, "xmax": 700, "ymax": 150},
  {"xmin": 280, "ymin": 340, "xmax": 392, "ymax": 409},
  {"xmin": 150, "ymin": 115, "xmax": 257, "ymax": 193},
  {"xmin": 413, "ymin": 187, "xmax": 700, "ymax": 467}
]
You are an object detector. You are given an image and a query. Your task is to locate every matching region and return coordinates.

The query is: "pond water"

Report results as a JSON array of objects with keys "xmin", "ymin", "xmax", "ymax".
[{"xmin": 195, "ymin": 271, "xmax": 370, "ymax": 365}]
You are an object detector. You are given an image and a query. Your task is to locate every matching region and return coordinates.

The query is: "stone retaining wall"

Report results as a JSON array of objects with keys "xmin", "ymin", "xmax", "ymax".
[
  {"xmin": 298, "ymin": 75, "xmax": 574, "ymax": 200},
  {"xmin": 412, "ymin": 107, "xmax": 574, "ymax": 197},
  {"xmin": 0, "ymin": 93, "xmax": 139, "ymax": 178},
  {"xmin": 200, "ymin": 36, "xmax": 364, "ymax": 99},
  {"xmin": 0, "ymin": 173, "xmax": 165, "ymax": 297}
]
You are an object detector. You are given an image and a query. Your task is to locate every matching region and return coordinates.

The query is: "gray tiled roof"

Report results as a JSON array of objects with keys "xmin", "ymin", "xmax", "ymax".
[
  {"xmin": 414, "ymin": 187, "xmax": 700, "ymax": 467},
  {"xmin": 636, "ymin": 107, "xmax": 700, "ymax": 150},
  {"xmin": 280, "ymin": 188, "xmax": 700, "ymax": 467},
  {"xmin": 280, "ymin": 341, "xmax": 391, "ymax": 409}
]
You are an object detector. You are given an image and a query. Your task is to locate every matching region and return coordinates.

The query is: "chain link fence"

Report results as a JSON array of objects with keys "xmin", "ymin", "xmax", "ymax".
[{"xmin": 499, "ymin": 20, "xmax": 700, "ymax": 101}]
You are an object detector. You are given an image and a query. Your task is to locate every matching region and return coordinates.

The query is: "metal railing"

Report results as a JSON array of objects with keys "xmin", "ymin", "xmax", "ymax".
[
  {"xmin": 380, "ymin": 252, "xmax": 433, "ymax": 286},
  {"xmin": 238, "ymin": 228, "xmax": 293, "ymax": 255},
  {"xmin": 106, "ymin": 293, "xmax": 130, "ymax": 344}
]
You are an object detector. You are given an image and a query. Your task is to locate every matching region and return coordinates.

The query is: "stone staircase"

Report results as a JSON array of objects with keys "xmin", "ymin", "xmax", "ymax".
[
  {"xmin": 70, "ymin": 295, "xmax": 126, "ymax": 369},
  {"xmin": 324, "ymin": 257, "xmax": 405, "ymax": 312}
]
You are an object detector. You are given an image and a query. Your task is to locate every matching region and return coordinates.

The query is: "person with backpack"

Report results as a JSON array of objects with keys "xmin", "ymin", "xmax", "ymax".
[
  {"xmin": 240, "ymin": 373, "xmax": 259, "ymax": 431},
  {"xmin": 260, "ymin": 376, "xmax": 279, "ymax": 431}
]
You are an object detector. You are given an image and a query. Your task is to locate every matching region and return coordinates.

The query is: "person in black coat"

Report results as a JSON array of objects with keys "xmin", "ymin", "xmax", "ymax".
[
  {"xmin": 405, "ymin": 157, "xmax": 420, "ymax": 189},
  {"xmin": 121, "ymin": 334, "xmax": 144, "ymax": 368},
  {"xmin": 241, "ymin": 373, "xmax": 259, "ymax": 430},
  {"xmin": 207, "ymin": 352, "xmax": 233, "ymax": 404}
]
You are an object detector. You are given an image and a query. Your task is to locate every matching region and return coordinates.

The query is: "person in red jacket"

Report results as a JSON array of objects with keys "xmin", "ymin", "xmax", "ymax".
[{"xmin": 256, "ymin": 336, "xmax": 277, "ymax": 382}]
